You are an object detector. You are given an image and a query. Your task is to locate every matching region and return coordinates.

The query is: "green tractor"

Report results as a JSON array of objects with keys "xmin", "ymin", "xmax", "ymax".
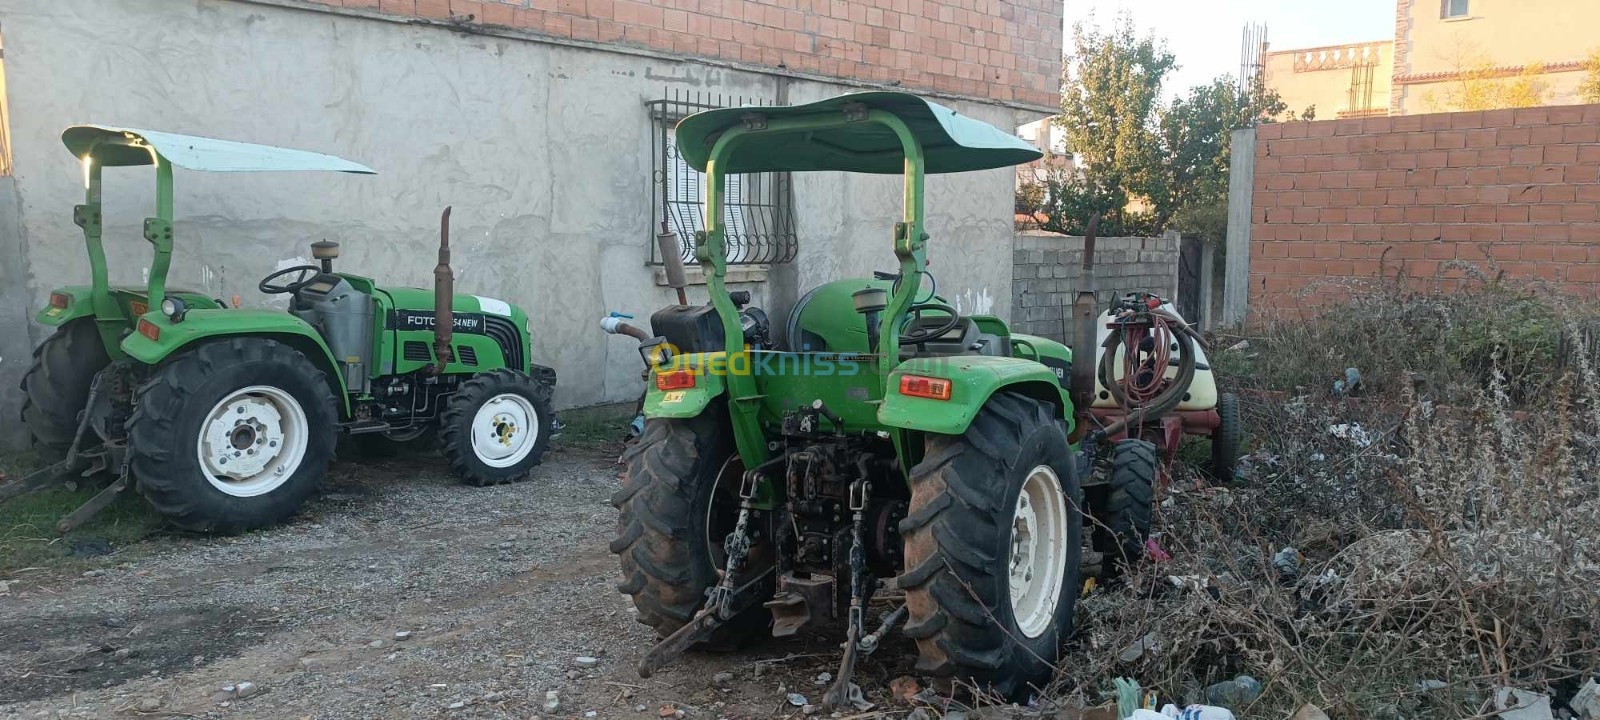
[
  {"xmin": 612, "ymin": 93, "xmax": 1191, "ymax": 703},
  {"xmin": 5, "ymin": 126, "xmax": 555, "ymax": 533}
]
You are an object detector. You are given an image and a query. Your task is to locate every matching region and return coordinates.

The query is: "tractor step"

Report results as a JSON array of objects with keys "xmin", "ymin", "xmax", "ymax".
[{"xmin": 342, "ymin": 420, "xmax": 394, "ymax": 435}]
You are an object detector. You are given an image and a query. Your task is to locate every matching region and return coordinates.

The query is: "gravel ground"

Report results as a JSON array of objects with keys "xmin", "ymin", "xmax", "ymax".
[{"xmin": 0, "ymin": 444, "xmax": 925, "ymax": 720}]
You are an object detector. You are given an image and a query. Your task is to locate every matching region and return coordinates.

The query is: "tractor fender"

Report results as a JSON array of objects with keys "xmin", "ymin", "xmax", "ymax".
[
  {"xmin": 35, "ymin": 286, "xmax": 97, "ymax": 326},
  {"xmin": 120, "ymin": 308, "xmax": 350, "ymax": 415},
  {"xmin": 642, "ymin": 352, "xmax": 729, "ymax": 419},
  {"xmin": 879, "ymin": 355, "xmax": 1072, "ymax": 436}
]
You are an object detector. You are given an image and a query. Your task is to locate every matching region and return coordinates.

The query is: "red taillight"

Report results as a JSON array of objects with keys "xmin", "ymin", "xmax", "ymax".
[
  {"xmin": 899, "ymin": 374, "xmax": 952, "ymax": 401},
  {"xmin": 137, "ymin": 318, "xmax": 160, "ymax": 341},
  {"xmin": 50, "ymin": 293, "xmax": 70, "ymax": 308},
  {"xmin": 655, "ymin": 370, "xmax": 696, "ymax": 391}
]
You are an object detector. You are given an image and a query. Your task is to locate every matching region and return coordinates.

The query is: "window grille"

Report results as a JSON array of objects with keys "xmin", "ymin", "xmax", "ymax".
[{"xmin": 647, "ymin": 89, "xmax": 798, "ymax": 266}]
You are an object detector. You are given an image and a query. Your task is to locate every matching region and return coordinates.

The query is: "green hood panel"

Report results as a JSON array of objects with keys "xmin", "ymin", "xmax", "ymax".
[{"xmin": 674, "ymin": 91, "xmax": 1042, "ymax": 174}]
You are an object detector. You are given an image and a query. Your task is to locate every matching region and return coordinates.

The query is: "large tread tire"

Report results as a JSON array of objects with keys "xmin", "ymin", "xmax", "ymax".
[
  {"xmin": 611, "ymin": 413, "xmax": 768, "ymax": 647},
  {"xmin": 439, "ymin": 370, "xmax": 554, "ymax": 486},
  {"xmin": 900, "ymin": 393, "xmax": 1082, "ymax": 700},
  {"xmin": 128, "ymin": 338, "xmax": 338, "ymax": 533},
  {"xmin": 1210, "ymin": 392, "xmax": 1241, "ymax": 483},
  {"xmin": 20, "ymin": 320, "xmax": 111, "ymax": 463},
  {"xmin": 1103, "ymin": 439, "xmax": 1157, "ymax": 572}
]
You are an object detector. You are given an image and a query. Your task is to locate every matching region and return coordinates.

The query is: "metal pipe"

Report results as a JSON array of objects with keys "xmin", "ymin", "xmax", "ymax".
[
  {"xmin": 1069, "ymin": 214, "xmax": 1102, "ymax": 425},
  {"xmin": 429, "ymin": 206, "xmax": 455, "ymax": 375}
]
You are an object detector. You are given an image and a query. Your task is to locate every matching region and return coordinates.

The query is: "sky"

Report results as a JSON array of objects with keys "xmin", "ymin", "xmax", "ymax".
[{"xmin": 1062, "ymin": 0, "xmax": 1398, "ymax": 95}]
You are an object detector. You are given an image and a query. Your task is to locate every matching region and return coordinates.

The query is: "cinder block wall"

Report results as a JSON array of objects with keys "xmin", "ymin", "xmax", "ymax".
[
  {"xmin": 1250, "ymin": 104, "xmax": 1600, "ymax": 312},
  {"xmin": 1010, "ymin": 230, "xmax": 1180, "ymax": 342}
]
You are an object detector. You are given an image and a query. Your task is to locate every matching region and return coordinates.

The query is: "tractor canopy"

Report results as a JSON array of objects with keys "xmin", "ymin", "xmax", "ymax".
[
  {"xmin": 61, "ymin": 125, "xmax": 375, "ymax": 174},
  {"xmin": 673, "ymin": 91, "xmax": 1041, "ymax": 174}
]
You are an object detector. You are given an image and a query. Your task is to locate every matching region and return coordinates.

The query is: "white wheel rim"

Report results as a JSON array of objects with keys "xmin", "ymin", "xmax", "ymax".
[
  {"xmin": 196, "ymin": 385, "xmax": 309, "ymax": 498},
  {"xmin": 1009, "ymin": 464, "xmax": 1070, "ymax": 639},
  {"xmin": 470, "ymin": 393, "xmax": 539, "ymax": 468}
]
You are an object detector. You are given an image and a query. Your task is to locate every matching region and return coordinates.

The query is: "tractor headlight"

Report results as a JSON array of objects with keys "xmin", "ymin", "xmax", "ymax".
[{"xmin": 160, "ymin": 297, "xmax": 188, "ymax": 323}]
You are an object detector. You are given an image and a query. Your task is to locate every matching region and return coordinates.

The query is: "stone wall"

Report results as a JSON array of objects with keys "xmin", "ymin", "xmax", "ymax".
[{"xmin": 1010, "ymin": 230, "xmax": 1180, "ymax": 342}]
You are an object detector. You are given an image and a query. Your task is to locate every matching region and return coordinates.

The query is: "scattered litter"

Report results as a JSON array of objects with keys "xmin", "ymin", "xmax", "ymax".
[
  {"xmin": 447, "ymin": 701, "xmax": 465, "ymax": 710},
  {"xmin": 1571, "ymin": 678, "xmax": 1600, "ymax": 719},
  {"xmin": 1158, "ymin": 704, "xmax": 1237, "ymax": 720},
  {"xmin": 0, "ymin": 580, "xmax": 9, "ymax": 595},
  {"xmin": 712, "ymin": 671, "xmax": 735, "ymax": 686},
  {"xmin": 1113, "ymin": 677, "xmax": 1142, "ymax": 719},
  {"xmin": 1204, "ymin": 675, "xmax": 1260, "ymax": 707},
  {"xmin": 1272, "ymin": 547, "xmax": 1303, "ymax": 582},
  {"xmin": 1290, "ymin": 705, "xmax": 1330, "ymax": 720},
  {"xmin": 656, "ymin": 704, "xmax": 679, "ymax": 718},
  {"xmin": 787, "ymin": 693, "xmax": 808, "ymax": 707},
  {"xmin": 1225, "ymin": 340, "xmax": 1250, "ymax": 352},
  {"xmin": 574, "ymin": 656, "xmax": 599, "ymax": 668},
  {"xmin": 1117, "ymin": 634, "xmax": 1161, "ymax": 663},
  {"xmin": 802, "ymin": 704, "xmax": 818, "ymax": 715},
  {"xmin": 234, "ymin": 681, "xmax": 259, "ymax": 698},
  {"xmin": 368, "ymin": 639, "xmax": 385, "ymax": 649},
  {"xmin": 889, "ymin": 676, "xmax": 920, "ymax": 704},
  {"xmin": 394, "ymin": 631, "xmax": 412, "ymax": 641},
  {"xmin": 1333, "ymin": 367, "xmax": 1362, "ymax": 397},
  {"xmin": 1415, "ymin": 680, "xmax": 1448, "ymax": 693},
  {"xmin": 1494, "ymin": 688, "xmax": 1553, "ymax": 720},
  {"xmin": 814, "ymin": 672, "xmax": 832, "ymax": 685},
  {"xmin": 1166, "ymin": 575, "xmax": 1210, "ymax": 592},
  {"xmin": 1130, "ymin": 711, "xmax": 1167, "ymax": 720},
  {"xmin": 1328, "ymin": 423, "xmax": 1374, "ymax": 447},
  {"xmin": 906, "ymin": 709, "xmax": 933, "ymax": 720},
  {"xmin": 543, "ymin": 690, "xmax": 561, "ymax": 713},
  {"xmin": 1144, "ymin": 538, "xmax": 1171, "ymax": 563}
]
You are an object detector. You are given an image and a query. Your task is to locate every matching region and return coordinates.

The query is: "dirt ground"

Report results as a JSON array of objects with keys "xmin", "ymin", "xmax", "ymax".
[{"xmin": 0, "ymin": 443, "xmax": 930, "ymax": 720}]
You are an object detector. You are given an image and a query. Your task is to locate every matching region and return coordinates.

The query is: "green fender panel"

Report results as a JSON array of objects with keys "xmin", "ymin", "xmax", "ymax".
[
  {"xmin": 642, "ymin": 352, "xmax": 729, "ymax": 419},
  {"xmin": 34, "ymin": 285, "xmax": 221, "ymax": 327},
  {"xmin": 120, "ymin": 308, "xmax": 350, "ymax": 414},
  {"xmin": 879, "ymin": 355, "xmax": 1072, "ymax": 436}
]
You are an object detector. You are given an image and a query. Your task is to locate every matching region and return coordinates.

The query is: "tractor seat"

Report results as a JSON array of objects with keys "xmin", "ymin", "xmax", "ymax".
[{"xmin": 900, "ymin": 316, "xmax": 1011, "ymax": 358}]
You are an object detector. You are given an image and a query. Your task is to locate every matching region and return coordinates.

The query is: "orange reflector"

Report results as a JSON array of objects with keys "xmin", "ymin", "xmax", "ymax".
[
  {"xmin": 137, "ymin": 318, "xmax": 160, "ymax": 341},
  {"xmin": 899, "ymin": 374, "xmax": 952, "ymax": 401},
  {"xmin": 655, "ymin": 369, "xmax": 696, "ymax": 391},
  {"xmin": 50, "ymin": 292, "xmax": 70, "ymax": 309}
]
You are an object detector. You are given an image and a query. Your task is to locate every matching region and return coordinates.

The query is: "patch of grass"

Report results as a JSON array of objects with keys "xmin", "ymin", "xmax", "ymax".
[
  {"xmin": 553, "ymin": 401, "xmax": 637, "ymax": 452},
  {"xmin": 0, "ymin": 450, "xmax": 165, "ymax": 574}
]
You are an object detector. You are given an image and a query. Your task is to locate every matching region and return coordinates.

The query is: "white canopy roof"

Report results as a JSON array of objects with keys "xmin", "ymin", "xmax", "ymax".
[{"xmin": 61, "ymin": 125, "xmax": 375, "ymax": 174}]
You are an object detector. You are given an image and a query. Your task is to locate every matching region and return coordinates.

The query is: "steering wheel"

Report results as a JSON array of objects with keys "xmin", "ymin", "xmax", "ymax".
[
  {"xmin": 259, "ymin": 265, "xmax": 322, "ymax": 295},
  {"xmin": 899, "ymin": 302, "xmax": 962, "ymax": 345}
]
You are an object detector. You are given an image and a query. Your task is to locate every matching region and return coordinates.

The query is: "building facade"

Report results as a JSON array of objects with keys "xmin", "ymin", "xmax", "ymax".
[
  {"xmin": 1262, "ymin": 0, "xmax": 1600, "ymax": 118},
  {"xmin": 0, "ymin": 0, "xmax": 1062, "ymax": 449}
]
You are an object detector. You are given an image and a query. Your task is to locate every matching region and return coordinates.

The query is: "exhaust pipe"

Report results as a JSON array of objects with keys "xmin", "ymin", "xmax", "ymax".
[
  {"xmin": 1068, "ymin": 214, "xmax": 1101, "ymax": 428},
  {"xmin": 657, "ymin": 225, "xmax": 690, "ymax": 306},
  {"xmin": 429, "ymin": 206, "xmax": 455, "ymax": 376}
]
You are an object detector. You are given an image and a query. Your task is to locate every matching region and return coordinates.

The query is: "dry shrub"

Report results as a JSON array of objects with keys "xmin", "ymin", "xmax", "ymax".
[{"xmin": 1051, "ymin": 280, "xmax": 1600, "ymax": 718}]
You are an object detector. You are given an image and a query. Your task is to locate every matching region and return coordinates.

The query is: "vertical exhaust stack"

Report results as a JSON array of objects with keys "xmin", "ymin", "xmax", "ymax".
[
  {"xmin": 429, "ymin": 206, "xmax": 455, "ymax": 376},
  {"xmin": 1068, "ymin": 214, "xmax": 1101, "ymax": 429},
  {"xmin": 657, "ymin": 225, "xmax": 690, "ymax": 306}
]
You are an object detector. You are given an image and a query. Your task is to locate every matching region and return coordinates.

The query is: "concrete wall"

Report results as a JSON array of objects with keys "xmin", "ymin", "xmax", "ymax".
[
  {"xmin": 1249, "ymin": 104, "xmax": 1600, "ymax": 315},
  {"xmin": 0, "ymin": 0, "xmax": 1022, "ymax": 449},
  {"xmin": 1009, "ymin": 230, "xmax": 1180, "ymax": 343},
  {"xmin": 1263, "ymin": 41, "xmax": 1392, "ymax": 120}
]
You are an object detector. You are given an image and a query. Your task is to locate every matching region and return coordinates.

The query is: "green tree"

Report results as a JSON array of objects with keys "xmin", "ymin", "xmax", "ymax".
[
  {"xmin": 1056, "ymin": 14, "xmax": 1176, "ymax": 233},
  {"xmin": 1580, "ymin": 47, "xmax": 1600, "ymax": 103},
  {"xmin": 1150, "ymin": 76, "xmax": 1289, "ymax": 238}
]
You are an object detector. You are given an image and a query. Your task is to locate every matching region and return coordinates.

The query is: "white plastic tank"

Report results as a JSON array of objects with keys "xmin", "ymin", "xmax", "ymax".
[{"xmin": 1090, "ymin": 303, "xmax": 1218, "ymax": 412}]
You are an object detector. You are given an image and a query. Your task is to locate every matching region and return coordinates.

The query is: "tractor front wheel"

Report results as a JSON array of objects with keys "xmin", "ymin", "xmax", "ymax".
[
  {"xmin": 611, "ymin": 413, "xmax": 769, "ymax": 646},
  {"xmin": 439, "ymin": 370, "xmax": 553, "ymax": 486},
  {"xmin": 21, "ymin": 319, "xmax": 111, "ymax": 463},
  {"xmin": 128, "ymin": 338, "xmax": 337, "ymax": 532},
  {"xmin": 900, "ymin": 393, "xmax": 1082, "ymax": 700}
]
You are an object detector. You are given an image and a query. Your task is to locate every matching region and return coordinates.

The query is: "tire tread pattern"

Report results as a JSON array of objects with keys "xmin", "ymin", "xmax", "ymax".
[{"xmin": 438, "ymin": 369, "xmax": 554, "ymax": 486}]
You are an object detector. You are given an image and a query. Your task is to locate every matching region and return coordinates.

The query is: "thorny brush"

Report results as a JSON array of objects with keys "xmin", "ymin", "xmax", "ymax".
[{"xmin": 1046, "ymin": 278, "xmax": 1600, "ymax": 719}]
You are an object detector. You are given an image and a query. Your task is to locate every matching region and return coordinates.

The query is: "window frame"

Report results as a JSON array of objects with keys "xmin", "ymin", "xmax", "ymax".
[
  {"xmin": 646, "ymin": 91, "xmax": 798, "ymax": 267},
  {"xmin": 1442, "ymin": 0, "xmax": 1470, "ymax": 19}
]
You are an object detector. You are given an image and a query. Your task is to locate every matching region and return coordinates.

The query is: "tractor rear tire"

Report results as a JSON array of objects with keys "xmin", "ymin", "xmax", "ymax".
[
  {"xmin": 1210, "ymin": 393, "xmax": 1241, "ymax": 483},
  {"xmin": 1102, "ymin": 439, "xmax": 1157, "ymax": 573},
  {"xmin": 128, "ymin": 338, "xmax": 338, "ymax": 532},
  {"xmin": 20, "ymin": 320, "xmax": 111, "ymax": 463},
  {"xmin": 439, "ymin": 370, "xmax": 554, "ymax": 486},
  {"xmin": 900, "ymin": 393, "xmax": 1082, "ymax": 700},
  {"xmin": 611, "ymin": 413, "xmax": 769, "ymax": 647}
]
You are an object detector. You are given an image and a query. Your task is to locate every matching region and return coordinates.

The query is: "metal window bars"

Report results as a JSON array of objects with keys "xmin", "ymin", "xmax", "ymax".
[{"xmin": 647, "ymin": 88, "xmax": 798, "ymax": 266}]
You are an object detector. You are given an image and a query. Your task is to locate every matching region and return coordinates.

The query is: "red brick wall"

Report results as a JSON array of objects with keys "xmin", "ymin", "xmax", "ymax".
[
  {"xmin": 300, "ymin": 0, "xmax": 1062, "ymax": 109},
  {"xmin": 1249, "ymin": 104, "xmax": 1600, "ymax": 309}
]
